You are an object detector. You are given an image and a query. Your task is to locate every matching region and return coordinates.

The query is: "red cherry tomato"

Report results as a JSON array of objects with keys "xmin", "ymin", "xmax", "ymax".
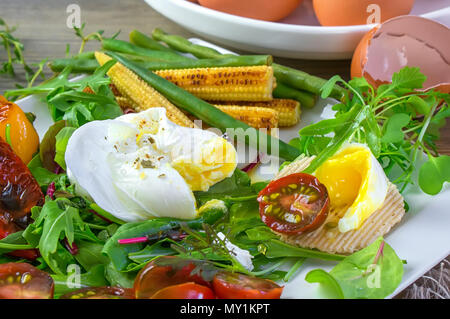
[
  {"xmin": 212, "ymin": 272, "xmax": 283, "ymax": 299},
  {"xmin": 0, "ymin": 263, "xmax": 54, "ymax": 299},
  {"xmin": 134, "ymin": 256, "xmax": 211, "ymax": 299},
  {"xmin": 61, "ymin": 287, "xmax": 134, "ymax": 299},
  {"xmin": 151, "ymin": 282, "xmax": 215, "ymax": 299},
  {"xmin": 258, "ymin": 173, "xmax": 329, "ymax": 234}
]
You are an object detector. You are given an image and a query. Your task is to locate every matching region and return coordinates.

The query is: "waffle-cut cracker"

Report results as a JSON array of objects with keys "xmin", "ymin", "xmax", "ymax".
[{"xmin": 274, "ymin": 156, "xmax": 405, "ymax": 254}]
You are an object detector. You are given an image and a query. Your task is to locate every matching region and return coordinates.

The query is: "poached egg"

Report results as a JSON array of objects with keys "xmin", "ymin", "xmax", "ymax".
[
  {"xmin": 314, "ymin": 143, "xmax": 388, "ymax": 233},
  {"xmin": 65, "ymin": 108, "xmax": 237, "ymax": 222}
]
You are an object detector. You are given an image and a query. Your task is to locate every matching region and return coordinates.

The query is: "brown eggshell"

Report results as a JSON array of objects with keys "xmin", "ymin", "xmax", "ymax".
[
  {"xmin": 313, "ymin": 0, "xmax": 415, "ymax": 26},
  {"xmin": 198, "ymin": 0, "xmax": 303, "ymax": 22},
  {"xmin": 351, "ymin": 15, "xmax": 450, "ymax": 93}
]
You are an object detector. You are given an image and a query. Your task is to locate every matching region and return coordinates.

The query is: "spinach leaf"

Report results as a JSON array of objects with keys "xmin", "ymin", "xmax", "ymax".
[
  {"xmin": 103, "ymin": 208, "xmax": 225, "ymax": 271},
  {"xmin": 305, "ymin": 238, "xmax": 404, "ymax": 299},
  {"xmin": 104, "ymin": 262, "xmax": 136, "ymax": 288},
  {"xmin": 52, "ymin": 264, "xmax": 108, "ymax": 298},
  {"xmin": 54, "ymin": 126, "xmax": 76, "ymax": 170},
  {"xmin": 194, "ymin": 169, "xmax": 254, "ymax": 204},
  {"xmin": 74, "ymin": 241, "xmax": 109, "ymax": 271}
]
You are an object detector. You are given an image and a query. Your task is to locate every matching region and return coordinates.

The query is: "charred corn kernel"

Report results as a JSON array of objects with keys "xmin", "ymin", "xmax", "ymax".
[
  {"xmin": 213, "ymin": 105, "xmax": 278, "ymax": 130},
  {"xmin": 115, "ymin": 96, "xmax": 138, "ymax": 111},
  {"xmin": 212, "ymin": 99, "xmax": 300, "ymax": 127},
  {"xmin": 154, "ymin": 66, "xmax": 275, "ymax": 101},
  {"xmin": 95, "ymin": 52, "xmax": 194, "ymax": 128}
]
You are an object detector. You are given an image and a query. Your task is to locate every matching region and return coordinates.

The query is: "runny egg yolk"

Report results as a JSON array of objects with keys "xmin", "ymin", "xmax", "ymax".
[
  {"xmin": 171, "ymin": 137, "xmax": 237, "ymax": 192},
  {"xmin": 315, "ymin": 155, "xmax": 363, "ymax": 209},
  {"xmin": 314, "ymin": 144, "xmax": 388, "ymax": 233}
]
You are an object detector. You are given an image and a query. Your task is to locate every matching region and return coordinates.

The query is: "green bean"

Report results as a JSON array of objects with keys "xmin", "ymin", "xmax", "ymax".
[
  {"xmin": 143, "ymin": 54, "xmax": 272, "ymax": 69},
  {"xmin": 274, "ymin": 65, "xmax": 346, "ymax": 100},
  {"xmin": 131, "ymin": 30, "xmax": 272, "ymax": 67},
  {"xmin": 152, "ymin": 28, "xmax": 346, "ymax": 99},
  {"xmin": 49, "ymin": 58, "xmax": 100, "ymax": 73},
  {"xmin": 74, "ymin": 51, "xmax": 95, "ymax": 59},
  {"xmin": 152, "ymin": 28, "xmax": 229, "ymax": 59},
  {"xmin": 129, "ymin": 29, "xmax": 179, "ymax": 53},
  {"xmin": 106, "ymin": 51, "xmax": 301, "ymax": 161},
  {"xmin": 49, "ymin": 54, "xmax": 272, "ymax": 74},
  {"xmin": 273, "ymin": 82, "xmax": 317, "ymax": 109},
  {"xmin": 101, "ymin": 38, "xmax": 190, "ymax": 63}
]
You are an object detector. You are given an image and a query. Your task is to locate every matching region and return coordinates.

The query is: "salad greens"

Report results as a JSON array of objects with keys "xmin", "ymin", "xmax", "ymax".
[
  {"xmin": 5, "ymin": 60, "xmax": 123, "ymax": 127},
  {"xmin": 305, "ymin": 238, "xmax": 404, "ymax": 299},
  {"xmin": 292, "ymin": 67, "xmax": 450, "ymax": 194},
  {"xmin": 2, "ymin": 23, "xmax": 446, "ymax": 300}
]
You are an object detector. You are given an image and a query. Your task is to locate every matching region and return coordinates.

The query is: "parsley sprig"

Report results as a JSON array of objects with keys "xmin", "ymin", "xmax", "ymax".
[{"xmin": 294, "ymin": 67, "xmax": 450, "ymax": 195}]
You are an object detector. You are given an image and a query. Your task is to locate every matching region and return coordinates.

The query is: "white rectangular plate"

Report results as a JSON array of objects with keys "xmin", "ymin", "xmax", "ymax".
[{"xmin": 13, "ymin": 39, "xmax": 450, "ymax": 298}]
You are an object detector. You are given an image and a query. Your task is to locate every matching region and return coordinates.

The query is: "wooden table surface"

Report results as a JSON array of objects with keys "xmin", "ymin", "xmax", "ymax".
[{"xmin": 1, "ymin": 0, "xmax": 449, "ymax": 298}]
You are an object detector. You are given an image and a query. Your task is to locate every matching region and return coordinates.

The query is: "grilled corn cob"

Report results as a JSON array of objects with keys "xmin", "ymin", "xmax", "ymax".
[
  {"xmin": 212, "ymin": 99, "xmax": 300, "ymax": 127},
  {"xmin": 213, "ymin": 105, "xmax": 278, "ymax": 130},
  {"xmin": 154, "ymin": 66, "xmax": 275, "ymax": 102},
  {"xmin": 95, "ymin": 52, "xmax": 194, "ymax": 128}
]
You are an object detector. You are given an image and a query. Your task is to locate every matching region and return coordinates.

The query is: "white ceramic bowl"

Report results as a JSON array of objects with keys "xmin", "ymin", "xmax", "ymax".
[{"xmin": 145, "ymin": 0, "xmax": 450, "ymax": 59}]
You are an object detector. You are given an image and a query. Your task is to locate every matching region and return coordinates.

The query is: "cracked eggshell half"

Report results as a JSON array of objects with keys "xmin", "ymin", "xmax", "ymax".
[{"xmin": 351, "ymin": 15, "xmax": 450, "ymax": 93}]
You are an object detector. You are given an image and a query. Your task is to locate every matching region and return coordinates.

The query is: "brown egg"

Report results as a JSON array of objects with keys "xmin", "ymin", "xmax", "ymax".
[
  {"xmin": 351, "ymin": 16, "xmax": 450, "ymax": 93},
  {"xmin": 313, "ymin": 0, "xmax": 415, "ymax": 26},
  {"xmin": 198, "ymin": 0, "xmax": 303, "ymax": 22}
]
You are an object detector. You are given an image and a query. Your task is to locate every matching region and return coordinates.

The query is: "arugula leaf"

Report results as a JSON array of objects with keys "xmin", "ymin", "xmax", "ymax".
[
  {"xmin": 305, "ymin": 238, "xmax": 404, "ymax": 299},
  {"xmin": 0, "ymin": 231, "xmax": 30, "ymax": 255},
  {"xmin": 38, "ymin": 201, "xmax": 81, "ymax": 274},
  {"xmin": 5, "ymin": 60, "xmax": 122, "ymax": 129}
]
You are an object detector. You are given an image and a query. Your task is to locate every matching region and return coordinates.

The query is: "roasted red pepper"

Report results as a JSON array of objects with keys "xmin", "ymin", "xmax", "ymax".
[{"xmin": 0, "ymin": 137, "xmax": 44, "ymax": 260}]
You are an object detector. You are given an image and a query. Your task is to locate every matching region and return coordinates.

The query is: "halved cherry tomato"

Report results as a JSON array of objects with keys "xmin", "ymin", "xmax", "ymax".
[
  {"xmin": 258, "ymin": 173, "xmax": 329, "ymax": 234},
  {"xmin": 0, "ymin": 138, "xmax": 44, "ymax": 220},
  {"xmin": 0, "ymin": 96, "xmax": 39, "ymax": 164},
  {"xmin": 212, "ymin": 272, "xmax": 283, "ymax": 299},
  {"xmin": 0, "ymin": 138, "xmax": 43, "ymax": 260},
  {"xmin": 0, "ymin": 263, "xmax": 54, "ymax": 299},
  {"xmin": 134, "ymin": 256, "xmax": 211, "ymax": 299},
  {"xmin": 61, "ymin": 287, "xmax": 134, "ymax": 299},
  {"xmin": 151, "ymin": 282, "xmax": 215, "ymax": 299}
]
